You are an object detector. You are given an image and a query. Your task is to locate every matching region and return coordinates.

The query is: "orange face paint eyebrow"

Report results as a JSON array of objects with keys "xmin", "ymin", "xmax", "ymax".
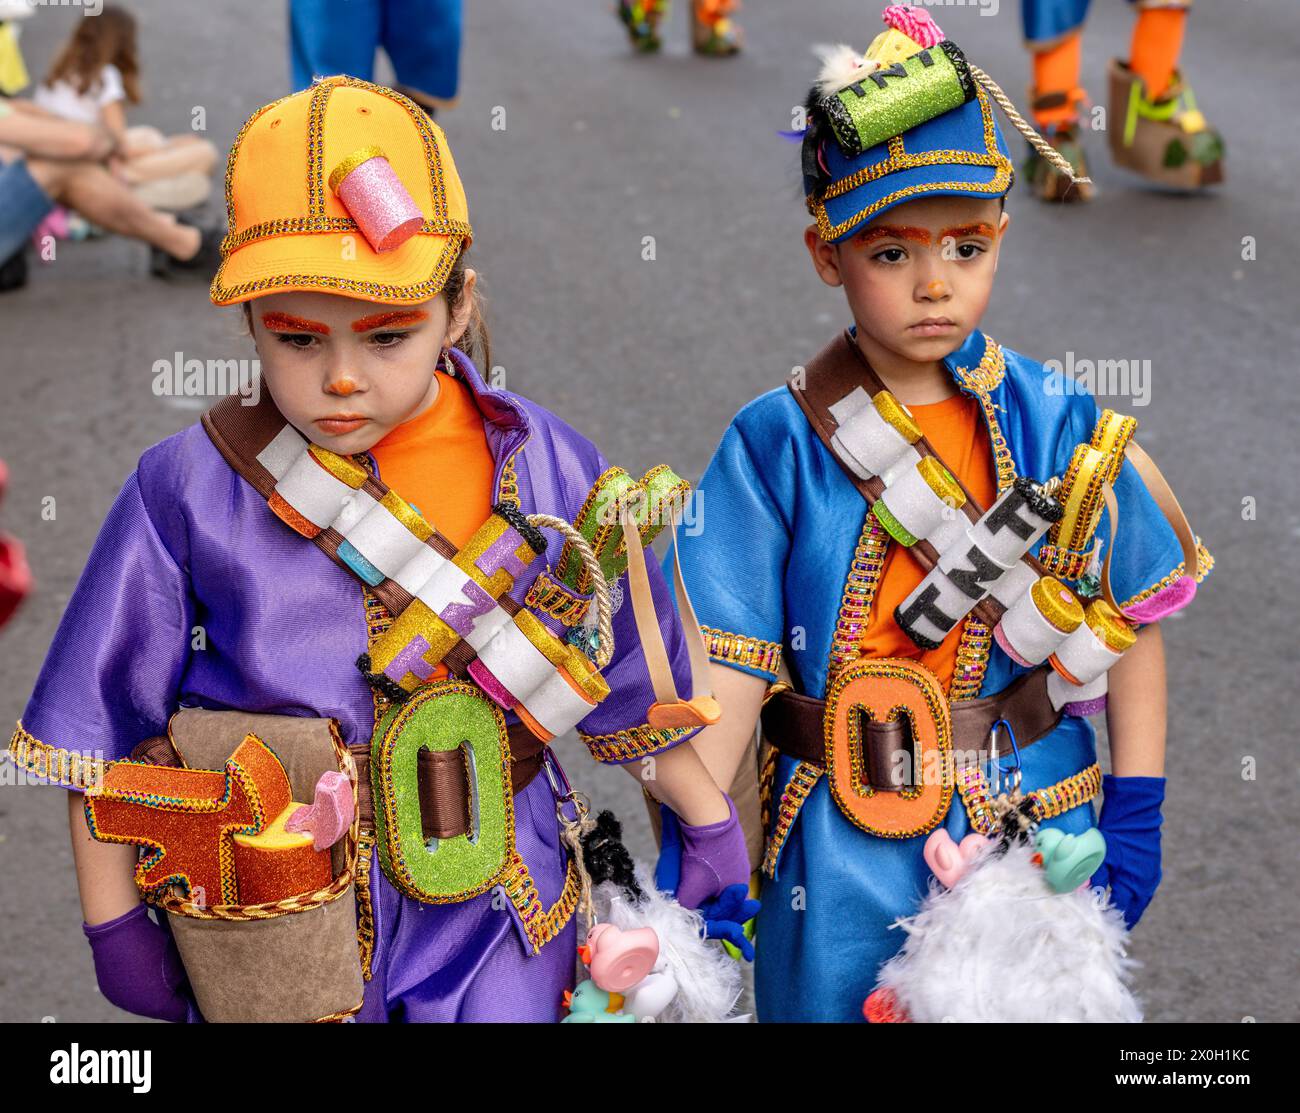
[
  {"xmin": 351, "ymin": 310, "xmax": 430, "ymax": 333},
  {"xmin": 939, "ymin": 222, "xmax": 999, "ymax": 241},
  {"xmin": 856, "ymin": 225, "xmax": 932, "ymax": 247},
  {"xmin": 261, "ymin": 312, "xmax": 330, "ymax": 335}
]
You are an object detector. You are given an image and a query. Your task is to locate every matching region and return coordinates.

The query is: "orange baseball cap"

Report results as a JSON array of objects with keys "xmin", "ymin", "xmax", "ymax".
[{"xmin": 210, "ymin": 75, "xmax": 472, "ymax": 307}]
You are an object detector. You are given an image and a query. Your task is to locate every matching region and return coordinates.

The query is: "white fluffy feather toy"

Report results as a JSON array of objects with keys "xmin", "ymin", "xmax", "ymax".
[
  {"xmin": 562, "ymin": 810, "xmax": 746, "ymax": 1024},
  {"xmin": 866, "ymin": 808, "xmax": 1142, "ymax": 1024}
]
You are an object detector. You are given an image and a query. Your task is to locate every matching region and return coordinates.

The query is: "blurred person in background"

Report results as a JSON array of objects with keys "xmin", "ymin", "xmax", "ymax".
[
  {"xmin": 289, "ymin": 0, "xmax": 462, "ymax": 116},
  {"xmin": 34, "ymin": 3, "xmax": 218, "ymax": 212},
  {"xmin": 0, "ymin": 96, "xmax": 222, "ymax": 291},
  {"xmin": 617, "ymin": 1, "xmax": 743, "ymax": 57},
  {"xmin": 1021, "ymin": 0, "xmax": 1224, "ymax": 201}
]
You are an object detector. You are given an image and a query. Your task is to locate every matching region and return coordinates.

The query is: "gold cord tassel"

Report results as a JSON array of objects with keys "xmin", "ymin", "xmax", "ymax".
[{"xmin": 969, "ymin": 63, "xmax": 1093, "ymax": 188}]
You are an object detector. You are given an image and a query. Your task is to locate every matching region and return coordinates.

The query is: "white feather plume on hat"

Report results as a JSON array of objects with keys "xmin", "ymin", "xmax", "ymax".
[{"xmin": 812, "ymin": 43, "xmax": 881, "ymax": 99}]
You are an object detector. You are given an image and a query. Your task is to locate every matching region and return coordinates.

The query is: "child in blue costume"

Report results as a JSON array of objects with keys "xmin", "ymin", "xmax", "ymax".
[{"xmin": 668, "ymin": 5, "xmax": 1212, "ymax": 1022}]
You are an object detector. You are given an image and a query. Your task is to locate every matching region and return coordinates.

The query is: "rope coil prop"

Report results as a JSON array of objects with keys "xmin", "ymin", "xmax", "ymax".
[
  {"xmin": 148, "ymin": 726, "xmax": 361, "ymax": 922},
  {"xmin": 527, "ymin": 513, "xmax": 615, "ymax": 670}
]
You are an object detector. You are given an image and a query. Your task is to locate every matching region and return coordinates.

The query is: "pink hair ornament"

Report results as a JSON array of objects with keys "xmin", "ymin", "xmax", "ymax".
[
  {"xmin": 881, "ymin": 4, "xmax": 944, "ymax": 47},
  {"xmin": 328, "ymin": 146, "xmax": 425, "ymax": 253}
]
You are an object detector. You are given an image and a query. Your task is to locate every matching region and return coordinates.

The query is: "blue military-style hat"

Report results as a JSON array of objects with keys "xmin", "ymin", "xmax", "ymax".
[{"xmin": 802, "ymin": 5, "xmax": 1071, "ymax": 243}]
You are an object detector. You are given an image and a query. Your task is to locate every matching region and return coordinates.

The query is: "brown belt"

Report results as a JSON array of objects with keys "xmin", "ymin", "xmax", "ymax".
[
  {"xmin": 760, "ymin": 665, "xmax": 1062, "ymax": 791},
  {"xmin": 349, "ymin": 721, "xmax": 545, "ymax": 839},
  {"xmin": 130, "ymin": 721, "xmax": 546, "ymax": 842}
]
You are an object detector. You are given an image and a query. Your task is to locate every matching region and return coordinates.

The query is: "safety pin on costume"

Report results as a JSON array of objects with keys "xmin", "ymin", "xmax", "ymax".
[{"xmin": 670, "ymin": 5, "xmax": 1213, "ymax": 1022}]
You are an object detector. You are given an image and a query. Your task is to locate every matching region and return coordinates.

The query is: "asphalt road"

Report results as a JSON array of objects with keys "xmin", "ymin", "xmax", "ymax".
[{"xmin": 0, "ymin": 0, "xmax": 1296, "ymax": 1022}]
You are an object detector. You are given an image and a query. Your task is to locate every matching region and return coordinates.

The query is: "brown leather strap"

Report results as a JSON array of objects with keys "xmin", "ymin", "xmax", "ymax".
[
  {"xmin": 790, "ymin": 331, "xmax": 1060, "ymax": 628},
  {"xmin": 130, "ymin": 722, "xmax": 546, "ymax": 841},
  {"xmin": 350, "ymin": 720, "xmax": 544, "ymax": 838},
  {"xmin": 760, "ymin": 665, "xmax": 1062, "ymax": 791},
  {"xmin": 200, "ymin": 393, "xmax": 525, "ymax": 662}
]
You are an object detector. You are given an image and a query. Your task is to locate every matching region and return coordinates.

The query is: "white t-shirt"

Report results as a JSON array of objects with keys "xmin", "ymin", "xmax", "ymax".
[{"xmin": 33, "ymin": 62, "xmax": 124, "ymax": 125}]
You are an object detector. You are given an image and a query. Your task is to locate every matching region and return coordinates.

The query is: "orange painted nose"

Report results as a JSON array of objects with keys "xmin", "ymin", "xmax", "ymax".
[
  {"xmin": 927, "ymin": 280, "xmax": 947, "ymax": 297},
  {"xmin": 329, "ymin": 378, "xmax": 359, "ymax": 396}
]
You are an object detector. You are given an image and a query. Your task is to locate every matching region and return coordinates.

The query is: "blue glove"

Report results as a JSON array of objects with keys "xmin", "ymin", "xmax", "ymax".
[
  {"xmin": 698, "ymin": 883, "xmax": 761, "ymax": 961},
  {"xmin": 1090, "ymin": 774, "xmax": 1165, "ymax": 929},
  {"xmin": 654, "ymin": 805, "xmax": 684, "ymax": 896}
]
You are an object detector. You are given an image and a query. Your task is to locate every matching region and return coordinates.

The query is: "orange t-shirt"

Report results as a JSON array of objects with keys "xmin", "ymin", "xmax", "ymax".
[
  {"xmin": 371, "ymin": 368, "xmax": 495, "ymax": 679},
  {"xmin": 856, "ymin": 391, "xmax": 998, "ymax": 690}
]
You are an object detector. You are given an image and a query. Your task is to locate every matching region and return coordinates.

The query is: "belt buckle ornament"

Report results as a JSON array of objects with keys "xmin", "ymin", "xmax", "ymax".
[
  {"xmin": 822, "ymin": 657, "xmax": 954, "ymax": 838},
  {"xmin": 371, "ymin": 679, "xmax": 515, "ymax": 904}
]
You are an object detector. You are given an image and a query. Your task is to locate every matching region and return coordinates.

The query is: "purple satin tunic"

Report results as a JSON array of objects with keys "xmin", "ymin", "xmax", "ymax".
[{"xmin": 19, "ymin": 347, "xmax": 697, "ymax": 1022}]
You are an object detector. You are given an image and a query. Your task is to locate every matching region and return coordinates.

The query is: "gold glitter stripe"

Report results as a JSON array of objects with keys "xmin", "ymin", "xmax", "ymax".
[
  {"xmin": 702, "ymin": 626, "xmax": 783, "ymax": 677},
  {"xmin": 1052, "ymin": 444, "xmax": 1111, "ymax": 554},
  {"xmin": 499, "ymin": 849, "xmax": 582, "ymax": 954},
  {"xmin": 761, "ymin": 761, "xmax": 822, "ymax": 878},
  {"xmin": 328, "ymin": 145, "xmax": 386, "ymax": 193},
  {"xmin": 7, "ymin": 722, "xmax": 107, "ymax": 789},
  {"xmin": 579, "ymin": 722, "xmax": 694, "ymax": 764},
  {"xmin": 810, "ymin": 88, "xmax": 1014, "ymax": 242},
  {"xmin": 1090, "ymin": 409, "xmax": 1138, "ymax": 485},
  {"xmin": 1119, "ymin": 537, "xmax": 1214, "ymax": 610}
]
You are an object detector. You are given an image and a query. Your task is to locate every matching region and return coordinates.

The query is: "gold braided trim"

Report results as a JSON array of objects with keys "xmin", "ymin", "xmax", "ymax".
[
  {"xmin": 314, "ymin": 1004, "xmax": 364, "ymax": 1022},
  {"xmin": 306, "ymin": 78, "xmax": 331, "ymax": 217},
  {"xmin": 957, "ymin": 761, "xmax": 1103, "ymax": 836},
  {"xmin": 354, "ymin": 827, "xmax": 377, "ymax": 980},
  {"xmin": 761, "ymin": 761, "xmax": 823, "ymax": 878},
  {"xmin": 1036, "ymin": 543, "xmax": 1094, "ymax": 581},
  {"xmin": 498, "ymin": 850, "xmax": 582, "ymax": 955},
  {"xmin": 7, "ymin": 722, "xmax": 107, "ymax": 789},
  {"xmin": 210, "ymin": 239, "xmax": 467, "ymax": 305},
  {"xmin": 758, "ymin": 743, "xmax": 779, "ymax": 833},
  {"xmin": 497, "ymin": 454, "xmax": 521, "ymax": 508},
  {"xmin": 702, "ymin": 626, "xmax": 782, "ymax": 678},
  {"xmin": 1119, "ymin": 537, "xmax": 1214, "ymax": 611},
  {"xmin": 952, "ymin": 335, "xmax": 1008, "ymax": 395},
  {"xmin": 222, "ymin": 89, "xmax": 297, "ymax": 233},
  {"xmin": 827, "ymin": 516, "xmax": 890, "ymax": 679},
  {"xmin": 221, "ymin": 215, "xmax": 471, "ymax": 255},
  {"xmin": 810, "ymin": 87, "xmax": 1014, "ymax": 242},
  {"xmin": 149, "ymin": 721, "xmax": 360, "ymax": 919},
  {"xmin": 579, "ymin": 722, "xmax": 695, "ymax": 764},
  {"xmin": 947, "ymin": 619, "xmax": 994, "ymax": 702},
  {"xmin": 214, "ymin": 76, "xmax": 471, "ymax": 304},
  {"xmin": 1031, "ymin": 763, "xmax": 1103, "ymax": 821},
  {"xmin": 524, "ymin": 570, "xmax": 592, "ymax": 627}
]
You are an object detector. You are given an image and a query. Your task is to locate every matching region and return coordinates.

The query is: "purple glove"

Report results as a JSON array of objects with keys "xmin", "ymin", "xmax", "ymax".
[
  {"xmin": 673, "ymin": 794, "xmax": 751, "ymax": 911},
  {"xmin": 83, "ymin": 903, "xmax": 194, "ymax": 1022}
]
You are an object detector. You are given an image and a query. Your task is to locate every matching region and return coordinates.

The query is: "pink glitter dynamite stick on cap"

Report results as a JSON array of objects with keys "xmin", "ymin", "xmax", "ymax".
[{"xmin": 328, "ymin": 146, "xmax": 425, "ymax": 253}]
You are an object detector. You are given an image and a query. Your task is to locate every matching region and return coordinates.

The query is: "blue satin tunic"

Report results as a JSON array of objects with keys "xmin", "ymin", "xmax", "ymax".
[{"xmin": 671, "ymin": 328, "xmax": 1208, "ymax": 1022}]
